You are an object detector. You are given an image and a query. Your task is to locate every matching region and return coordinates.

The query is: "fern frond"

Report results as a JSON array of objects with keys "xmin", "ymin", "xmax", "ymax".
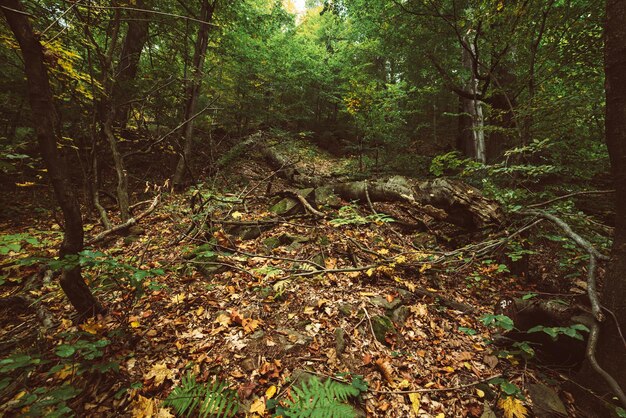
[
  {"xmin": 165, "ymin": 372, "xmax": 239, "ymax": 418},
  {"xmin": 278, "ymin": 376, "xmax": 365, "ymax": 418}
]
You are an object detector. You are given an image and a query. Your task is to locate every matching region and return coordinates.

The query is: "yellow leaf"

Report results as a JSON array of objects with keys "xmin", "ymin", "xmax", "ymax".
[
  {"xmin": 303, "ymin": 306, "xmax": 315, "ymax": 315},
  {"xmin": 377, "ymin": 248, "xmax": 389, "ymax": 255},
  {"xmin": 130, "ymin": 321, "xmax": 141, "ymax": 328},
  {"xmin": 476, "ymin": 388, "xmax": 485, "ymax": 398},
  {"xmin": 408, "ymin": 393, "xmax": 421, "ymax": 415},
  {"xmin": 131, "ymin": 395, "xmax": 156, "ymax": 418},
  {"xmin": 232, "ymin": 211, "xmax": 243, "ymax": 219},
  {"xmin": 196, "ymin": 306, "xmax": 205, "ymax": 316},
  {"xmin": 498, "ymin": 396, "xmax": 528, "ymax": 418},
  {"xmin": 80, "ymin": 318, "xmax": 104, "ymax": 335},
  {"xmin": 144, "ymin": 362, "xmax": 173, "ymax": 386},
  {"xmin": 419, "ymin": 263, "xmax": 432, "ymax": 273},
  {"xmin": 366, "ymin": 268, "xmax": 375, "ymax": 277},
  {"xmin": 435, "ymin": 414, "xmax": 445, "ymax": 418},
  {"xmin": 15, "ymin": 182, "xmax": 36, "ymax": 187},
  {"xmin": 171, "ymin": 293, "xmax": 185, "ymax": 304},
  {"xmin": 250, "ymin": 397, "xmax": 266, "ymax": 414},
  {"xmin": 266, "ymin": 385, "xmax": 277, "ymax": 399},
  {"xmin": 215, "ymin": 313, "xmax": 232, "ymax": 327}
]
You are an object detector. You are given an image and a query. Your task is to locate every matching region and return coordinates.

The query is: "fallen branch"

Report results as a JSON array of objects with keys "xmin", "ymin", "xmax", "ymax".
[
  {"xmin": 575, "ymin": 315, "xmax": 626, "ymax": 409},
  {"xmin": 87, "ymin": 194, "xmax": 160, "ymax": 245},
  {"xmin": 523, "ymin": 209, "xmax": 607, "ymax": 321},
  {"xmin": 369, "ymin": 374, "xmax": 502, "ymax": 394},
  {"xmin": 527, "ymin": 190, "xmax": 615, "ymax": 209}
]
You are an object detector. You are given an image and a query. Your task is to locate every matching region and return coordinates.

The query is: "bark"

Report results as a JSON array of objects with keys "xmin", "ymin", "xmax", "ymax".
[
  {"xmin": 173, "ymin": 0, "xmax": 216, "ymax": 189},
  {"xmin": 112, "ymin": 0, "xmax": 150, "ymax": 128},
  {"xmin": 461, "ymin": 31, "xmax": 486, "ymax": 163},
  {"xmin": 597, "ymin": 0, "xmax": 626, "ymax": 399},
  {"xmin": 1, "ymin": 0, "xmax": 104, "ymax": 320}
]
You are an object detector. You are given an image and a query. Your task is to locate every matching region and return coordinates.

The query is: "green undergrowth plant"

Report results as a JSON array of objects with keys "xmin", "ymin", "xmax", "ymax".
[
  {"xmin": 164, "ymin": 373, "xmax": 240, "ymax": 418},
  {"xmin": 330, "ymin": 205, "xmax": 394, "ymax": 226},
  {"xmin": 0, "ymin": 331, "xmax": 119, "ymax": 417},
  {"xmin": 269, "ymin": 374, "xmax": 368, "ymax": 418}
]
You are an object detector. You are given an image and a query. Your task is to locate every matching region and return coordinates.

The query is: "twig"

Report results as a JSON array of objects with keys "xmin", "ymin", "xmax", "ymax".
[
  {"xmin": 575, "ymin": 315, "xmax": 626, "ymax": 408},
  {"xmin": 527, "ymin": 190, "xmax": 615, "ymax": 209},
  {"xmin": 369, "ymin": 374, "xmax": 502, "ymax": 394},
  {"xmin": 76, "ymin": 4, "xmax": 218, "ymax": 26},
  {"xmin": 362, "ymin": 307, "xmax": 387, "ymax": 351},
  {"xmin": 87, "ymin": 194, "xmax": 160, "ymax": 245},
  {"xmin": 523, "ymin": 210, "xmax": 607, "ymax": 321}
]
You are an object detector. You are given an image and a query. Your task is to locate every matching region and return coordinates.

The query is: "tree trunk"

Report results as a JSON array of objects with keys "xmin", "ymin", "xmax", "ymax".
[
  {"xmin": 461, "ymin": 32, "xmax": 486, "ymax": 163},
  {"xmin": 598, "ymin": 0, "xmax": 626, "ymax": 397},
  {"xmin": 1, "ymin": 0, "xmax": 104, "ymax": 320},
  {"xmin": 113, "ymin": 0, "xmax": 150, "ymax": 128},
  {"xmin": 173, "ymin": 0, "xmax": 216, "ymax": 189}
]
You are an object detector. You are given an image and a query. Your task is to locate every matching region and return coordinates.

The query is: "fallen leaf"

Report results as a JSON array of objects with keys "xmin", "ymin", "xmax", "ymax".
[
  {"xmin": 250, "ymin": 397, "xmax": 266, "ymax": 414},
  {"xmin": 144, "ymin": 362, "xmax": 174, "ymax": 386},
  {"xmin": 266, "ymin": 385, "xmax": 277, "ymax": 399},
  {"xmin": 408, "ymin": 393, "xmax": 421, "ymax": 415},
  {"xmin": 498, "ymin": 396, "xmax": 528, "ymax": 418}
]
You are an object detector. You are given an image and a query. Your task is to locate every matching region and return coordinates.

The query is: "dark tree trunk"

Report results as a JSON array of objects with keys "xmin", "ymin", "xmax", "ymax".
[
  {"xmin": 1, "ymin": 0, "xmax": 104, "ymax": 320},
  {"xmin": 598, "ymin": 0, "xmax": 626, "ymax": 394},
  {"xmin": 113, "ymin": 0, "xmax": 150, "ymax": 128},
  {"xmin": 173, "ymin": 0, "xmax": 216, "ymax": 189}
]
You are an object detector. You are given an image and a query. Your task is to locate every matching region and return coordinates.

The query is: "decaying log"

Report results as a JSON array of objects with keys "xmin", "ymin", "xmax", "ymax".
[{"xmin": 259, "ymin": 143, "xmax": 503, "ymax": 229}]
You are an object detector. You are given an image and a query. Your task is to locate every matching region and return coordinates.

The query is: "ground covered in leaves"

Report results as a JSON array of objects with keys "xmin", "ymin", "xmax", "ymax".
[{"xmin": 0, "ymin": 143, "xmax": 597, "ymax": 417}]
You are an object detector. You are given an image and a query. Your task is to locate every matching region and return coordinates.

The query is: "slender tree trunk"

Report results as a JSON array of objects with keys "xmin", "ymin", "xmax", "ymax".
[
  {"xmin": 1, "ymin": 0, "xmax": 104, "ymax": 320},
  {"xmin": 173, "ymin": 0, "xmax": 216, "ymax": 189},
  {"xmin": 113, "ymin": 0, "xmax": 150, "ymax": 128},
  {"xmin": 597, "ymin": 0, "xmax": 626, "ymax": 395},
  {"xmin": 461, "ymin": 32, "xmax": 486, "ymax": 163}
]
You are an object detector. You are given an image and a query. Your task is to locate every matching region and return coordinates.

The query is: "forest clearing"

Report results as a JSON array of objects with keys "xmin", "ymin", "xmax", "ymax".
[{"xmin": 1, "ymin": 0, "xmax": 626, "ymax": 417}]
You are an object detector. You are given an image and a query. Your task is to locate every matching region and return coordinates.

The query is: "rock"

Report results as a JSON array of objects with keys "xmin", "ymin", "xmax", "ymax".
[
  {"xmin": 263, "ymin": 236, "xmax": 281, "ymax": 250},
  {"xmin": 276, "ymin": 328, "xmax": 311, "ymax": 351},
  {"xmin": 528, "ymin": 383, "xmax": 567, "ymax": 417},
  {"xmin": 391, "ymin": 306, "xmax": 410, "ymax": 325},
  {"xmin": 241, "ymin": 358, "xmax": 255, "ymax": 372},
  {"xmin": 269, "ymin": 188, "xmax": 315, "ymax": 215},
  {"xmin": 290, "ymin": 369, "xmax": 316, "ymax": 387},
  {"xmin": 371, "ymin": 315, "xmax": 396, "ymax": 345},
  {"xmin": 335, "ymin": 328, "xmax": 346, "ymax": 356},
  {"xmin": 370, "ymin": 295, "xmax": 403, "ymax": 310},
  {"xmin": 314, "ymin": 186, "xmax": 342, "ymax": 207},
  {"xmin": 338, "ymin": 303, "xmax": 355, "ymax": 317}
]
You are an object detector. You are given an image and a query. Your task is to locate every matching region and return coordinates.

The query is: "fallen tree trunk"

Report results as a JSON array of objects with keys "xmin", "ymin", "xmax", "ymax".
[{"xmin": 260, "ymin": 143, "xmax": 503, "ymax": 229}]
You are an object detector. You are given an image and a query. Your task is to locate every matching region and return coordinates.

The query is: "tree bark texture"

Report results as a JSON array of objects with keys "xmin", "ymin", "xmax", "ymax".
[
  {"xmin": 1, "ymin": 0, "xmax": 104, "ymax": 319},
  {"xmin": 599, "ymin": 0, "xmax": 626, "ymax": 395},
  {"xmin": 113, "ymin": 0, "xmax": 150, "ymax": 127},
  {"xmin": 173, "ymin": 0, "xmax": 216, "ymax": 189}
]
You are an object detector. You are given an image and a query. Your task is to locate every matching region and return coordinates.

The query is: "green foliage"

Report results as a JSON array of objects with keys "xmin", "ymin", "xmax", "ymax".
[
  {"xmin": 0, "ymin": 232, "xmax": 41, "ymax": 255},
  {"xmin": 527, "ymin": 323, "xmax": 590, "ymax": 341},
  {"xmin": 164, "ymin": 373, "xmax": 239, "ymax": 418},
  {"xmin": 481, "ymin": 314, "xmax": 515, "ymax": 331},
  {"xmin": 330, "ymin": 205, "xmax": 394, "ymax": 226},
  {"xmin": 273, "ymin": 375, "xmax": 367, "ymax": 418},
  {"xmin": 488, "ymin": 377, "xmax": 524, "ymax": 400}
]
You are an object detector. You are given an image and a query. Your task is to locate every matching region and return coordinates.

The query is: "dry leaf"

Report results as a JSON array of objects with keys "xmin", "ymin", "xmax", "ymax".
[
  {"xmin": 498, "ymin": 396, "xmax": 528, "ymax": 418},
  {"xmin": 266, "ymin": 385, "xmax": 277, "ymax": 399},
  {"xmin": 250, "ymin": 397, "xmax": 266, "ymax": 414},
  {"xmin": 131, "ymin": 395, "xmax": 156, "ymax": 418},
  {"xmin": 375, "ymin": 358, "xmax": 395, "ymax": 385},
  {"xmin": 408, "ymin": 393, "xmax": 421, "ymax": 415},
  {"xmin": 144, "ymin": 362, "xmax": 173, "ymax": 386}
]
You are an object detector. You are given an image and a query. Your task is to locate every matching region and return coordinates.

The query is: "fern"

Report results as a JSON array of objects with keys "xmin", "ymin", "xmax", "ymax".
[
  {"xmin": 276, "ymin": 376, "xmax": 367, "ymax": 418},
  {"xmin": 164, "ymin": 373, "xmax": 239, "ymax": 418}
]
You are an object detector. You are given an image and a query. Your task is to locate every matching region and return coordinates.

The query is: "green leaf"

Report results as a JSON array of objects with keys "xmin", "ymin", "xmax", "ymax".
[{"xmin": 55, "ymin": 345, "xmax": 76, "ymax": 358}]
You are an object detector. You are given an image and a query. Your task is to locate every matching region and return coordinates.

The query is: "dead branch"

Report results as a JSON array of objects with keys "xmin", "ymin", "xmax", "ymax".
[
  {"xmin": 369, "ymin": 374, "xmax": 502, "ymax": 394},
  {"xmin": 527, "ymin": 190, "xmax": 615, "ymax": 209},
  {"xmin": 523, "ymin": 209, "xmax": 607, "ymax": 321},
  {"xmin": 87, "ymin": 194, "xmax": 160, "ymax": 245}
]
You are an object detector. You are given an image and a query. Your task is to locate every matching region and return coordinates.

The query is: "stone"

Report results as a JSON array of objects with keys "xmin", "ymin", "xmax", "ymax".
[
  {"xmin": 528, "ymin": 383, "xmax": 567, "ymax": 417},
  {"xmin": 371, "ymin": 315, "xmax": 396, "ymax": 344},
  {"xmin": 370, "ymin": 295, "xmax": 403, "ymax": 310},
  {"xmin": 335, "ymin": 328, "xmax": 346, "ymax": 356},
  {"xmin": 391, "ymin": 306, "xmax": 410, "ymax": 325}
]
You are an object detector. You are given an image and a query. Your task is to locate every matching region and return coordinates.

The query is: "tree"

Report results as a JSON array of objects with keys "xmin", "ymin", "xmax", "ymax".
[
  {"xmin": 172, "ymin": 0, "xmax": 217, "ymax": 190},
  {"xmin": 598, "ymin": 0, "xmax": 626, "ymax": 402},
  {"xmin": 1, "ymin": 0, "xmax": 104, "ymax": 320}
]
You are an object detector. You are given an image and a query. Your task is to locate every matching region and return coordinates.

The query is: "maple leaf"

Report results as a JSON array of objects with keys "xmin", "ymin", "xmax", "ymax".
[
  {"xmin": 250, "ymin": 397, "xmax": 266, "ymax": 414},
  {"xmin": 408, "ymin": 393, "xmax": 421, "ymax": 415},
  {"xmin": 498, "ymin": 396, "xmax": 528, "ymax": 418},
  {"xmin": 144, "ymin": 362, "xmax": 174, "ymax": 386}
]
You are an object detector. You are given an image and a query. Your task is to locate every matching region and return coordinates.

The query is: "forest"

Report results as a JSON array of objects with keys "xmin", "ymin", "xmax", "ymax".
[{"xmin": 1, "ymin": 0, "xmax": 625, "ymax": 416}]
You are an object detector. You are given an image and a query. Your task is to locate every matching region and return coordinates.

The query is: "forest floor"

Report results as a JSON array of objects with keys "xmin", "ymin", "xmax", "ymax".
[{"xmin": 0, "ymin": 138, "xmax": 597, "ymax": 417}]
